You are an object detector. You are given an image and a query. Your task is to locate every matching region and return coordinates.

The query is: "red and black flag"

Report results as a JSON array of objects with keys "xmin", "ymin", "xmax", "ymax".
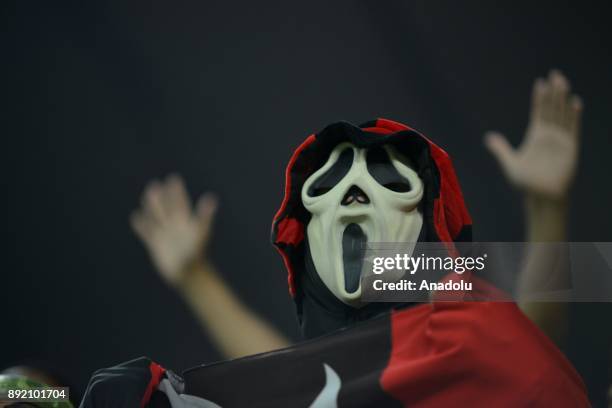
[{"xmin": 150, "ymin": 301, "xmax": 588, "ymax": 407}]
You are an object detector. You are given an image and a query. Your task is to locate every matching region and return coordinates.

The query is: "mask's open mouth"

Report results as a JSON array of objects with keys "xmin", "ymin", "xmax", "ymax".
[{"xmin": 342, "ymin": 223, "xmax": 367, "ymax": 294}]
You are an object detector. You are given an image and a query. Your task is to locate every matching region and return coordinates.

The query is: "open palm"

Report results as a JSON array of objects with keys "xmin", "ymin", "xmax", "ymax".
[
  {"xmin": 130, "ymin": 174, "xmax": 218, "ymax": 286},
  {"xmin": 486, "ymin": 70, "xmax": 583, "ymax": 199}
]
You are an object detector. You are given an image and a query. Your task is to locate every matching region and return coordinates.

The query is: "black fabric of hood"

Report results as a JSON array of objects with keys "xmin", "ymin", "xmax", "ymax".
[{"xmin": 298, "ymin": 227, "xmax": 427, "ymax": 339}]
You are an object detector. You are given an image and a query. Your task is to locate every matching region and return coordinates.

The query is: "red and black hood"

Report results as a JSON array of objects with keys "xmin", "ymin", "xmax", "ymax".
[{"xmin": 272, "ymin": 118, "xmax": 472, "ymax": 294}]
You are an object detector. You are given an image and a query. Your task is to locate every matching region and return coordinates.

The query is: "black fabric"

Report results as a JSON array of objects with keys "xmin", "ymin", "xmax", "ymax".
[
  {"xmin": 80, "ymin": 357, "xmax": 154, "ymax": 408},
  {"xmin": 298, "ymin": 231, "xmax": 425, "ymax": 339},
  {"xmin": 177, "ymin": 311, "xmax": 401, "ymax": 408},
  {"xmin": 148, "ymin": 392, "xmax": 170, "ymax": 408}
]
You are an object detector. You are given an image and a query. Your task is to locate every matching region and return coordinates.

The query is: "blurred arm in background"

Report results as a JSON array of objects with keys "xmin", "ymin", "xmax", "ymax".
[
  {"xmin": 485, "ymin": 69, "xmax": 583, "ymax": 344},
  {"xmin": 130, "ymin": 174, "xmax": 291, "ymax": 360}
]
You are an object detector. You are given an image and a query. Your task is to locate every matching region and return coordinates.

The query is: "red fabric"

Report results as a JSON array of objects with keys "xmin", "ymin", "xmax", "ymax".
[
  {"xmin": 381, "ymin": 303, "xmax": 589, "ymax": 407},
  {"xmin": 141, "ymin": 362, "xmax": 165, "ymax": 408},
  {"xmin": 362, "ymin": 126, "xmax": 394, "ymax": 134},
  {"xmin": 271, "ymin": 134, "xmax": 315, "ymax": 295},
  {"xmin": 272, "ymin": 134, "xmax": 316, "ymax": 224},
  {"xmin": 375, "ymin": 118, "xmax": 416, "ymax": 132},
  {"xmin": 427, "ymin": 142, "xmax": 472, "ymax": 241},
  {"xmin": 275, "ymin": 217, "xmax": 304, "ymax": 246}
]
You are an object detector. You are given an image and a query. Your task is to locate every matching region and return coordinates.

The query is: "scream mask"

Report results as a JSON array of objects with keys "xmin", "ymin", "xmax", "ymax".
[
  {"xmin": 301, "ymin": 142, "xmax": 424, "ymax": 306},
  {"xmin": 271, "ymin": 119, "xmax": 472, "ymax": 338}
]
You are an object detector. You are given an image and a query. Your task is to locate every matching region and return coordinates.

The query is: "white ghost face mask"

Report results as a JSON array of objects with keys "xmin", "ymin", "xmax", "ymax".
[{"xmin": 301, "ymin": 142, "xmax": 424, "ymax": 307}]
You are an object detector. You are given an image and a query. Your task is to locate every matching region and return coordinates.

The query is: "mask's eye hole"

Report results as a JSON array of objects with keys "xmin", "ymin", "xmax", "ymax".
[
  {"xmin": 366, "ymin": 146, "xmax": 412, "ymax": 192},
  {"xmin": 308, "ymin": 148, "xmax": 354, "ymax": 197}
]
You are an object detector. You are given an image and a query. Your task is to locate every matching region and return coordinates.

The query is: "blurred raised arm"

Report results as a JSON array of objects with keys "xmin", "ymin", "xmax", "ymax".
[
  {"xmin": 485, "ymin": 70, "xmax": 583, "ymax": 343},
  {"xmin": 130, "ymin": 174, "xmax": 291, "ymax": 359}
]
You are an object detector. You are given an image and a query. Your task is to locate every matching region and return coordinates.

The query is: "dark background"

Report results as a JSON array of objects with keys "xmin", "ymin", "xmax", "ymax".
[{"xmin": 3, "ymin": 0, "xmax": 612, "ymax": 405}]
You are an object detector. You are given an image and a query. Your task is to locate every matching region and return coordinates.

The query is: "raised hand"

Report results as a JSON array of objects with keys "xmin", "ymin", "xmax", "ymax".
[
  {"xmin": 130, "ymin": 174, "xmax": 289, "ymax": 357},
  {"xmin": 130, "ymin": 174, "xmax": 218, "ymax": 287},
  {"xmin": 485, "ymin": 71, "xmax": 586, "ymax": 342},
  {"xmin": 485, "ymin": 70, "xmax": 583, "ymax": 200}
]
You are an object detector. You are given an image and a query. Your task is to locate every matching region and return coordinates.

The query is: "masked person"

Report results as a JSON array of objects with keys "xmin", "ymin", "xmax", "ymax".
[{"xmin": 81, "ymin": 71, "xmax": 588, "ymax": 407}]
